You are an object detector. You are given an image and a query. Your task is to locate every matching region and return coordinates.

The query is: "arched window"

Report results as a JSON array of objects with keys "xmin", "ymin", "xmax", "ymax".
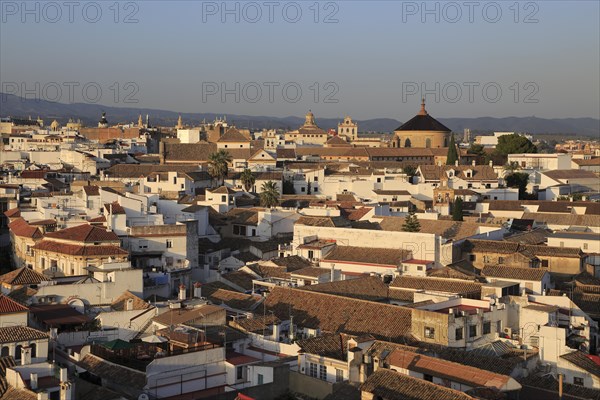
[
  {"xmin": 425, "ymin": 138, "xmax": 432, "ymax": 148},
  {"xmin": 405, "ymin": 138, "xmax": 412, "ymax": 148},
  {"xmin": 1, "ymin": 347, "xmax": 9, "ymax": 357},
  {"xmin": 30, "ymin": 343, "xmax": 37, "ymax": 358},
  {"xmin": 15, "ymin": 345, "xmax": 22, "ymax": 360}
]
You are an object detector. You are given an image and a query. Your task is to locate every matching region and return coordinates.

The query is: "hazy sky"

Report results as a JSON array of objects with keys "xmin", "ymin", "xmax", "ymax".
[{"xmin": 1, "ymin": 1, "xmax": 599, "ymax": 120}]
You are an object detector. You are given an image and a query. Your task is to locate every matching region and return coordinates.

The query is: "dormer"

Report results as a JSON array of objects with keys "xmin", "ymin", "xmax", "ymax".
[
  {"xmin": 446, "ymin": 169, "xmax": 455, "ymax": 178},
  {"xmin": 464, "ymin": 169, "xmax": 473, "ymax": 179}
]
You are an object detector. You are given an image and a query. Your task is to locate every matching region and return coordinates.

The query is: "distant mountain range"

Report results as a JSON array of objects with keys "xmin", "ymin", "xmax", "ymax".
[{"xmin": 1, "ymin": 93, "xmax": 598, "ymax": 136}]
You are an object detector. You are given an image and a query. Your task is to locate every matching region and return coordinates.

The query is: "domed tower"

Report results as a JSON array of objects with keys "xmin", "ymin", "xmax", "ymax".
[
  {"xmin": 98, "ymin": 112, "xmax": 109, "ymax": 128},
  {"xmin": 392, "ymin": 99, "xmax": 451, "ymax": 148},
  {"xmin": 138, "ymin": 114, "xmax": 144, "ymax": 128},
  {"xmin": 304, "ymin": 110, "xmax": 316, "ymax": 127},
  {"xmin": 50, "ymin": 120, "xmax": 60, "ymax": 131},
  {"xmin": 176, "ymin": 115, "xmax": 184, "ymax": 129}
]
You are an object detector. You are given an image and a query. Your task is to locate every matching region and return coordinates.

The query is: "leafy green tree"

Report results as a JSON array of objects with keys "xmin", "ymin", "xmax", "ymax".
[
  {"xmin": 240, "ymin": 169, "xmax": 255, "ymax": 192},
  {"xmin": 503, "ymin": 161, "xmax": 520, "ymax": 175},
  {"xmin": 208, "ymin": 150, "xmax": 232, "ymax": 186},
  {"xmin": 402, "ymin": 211, "xmax": 421, "ymax": 232},
  {"xmin": 282, "ymin": 178, "xmax": 295, "ymax": 194},
  {"xmin": 446, "ymin": 133, "xmax": 459, "ymax": 165},
  {"xmin": 467, "ymin": 143, "xmax": 486, "ymax": 157},
  {"xmin": 505, "ymin": 172, "xmax": 530, "ymax": 199},
  {"xmin": 260, "ymin": 181, "xmax": 279, "ymax": 208},
  {"xmin": 403, "ymin": 165, "xmax": 417, "ymax": 179},
  {"xmin": 452, "ymin": 197, "xmax": 464, "ymax": 221},
  {"xmin": 495, "ymin": 134, "xmax": 537, "ymax": 155}
]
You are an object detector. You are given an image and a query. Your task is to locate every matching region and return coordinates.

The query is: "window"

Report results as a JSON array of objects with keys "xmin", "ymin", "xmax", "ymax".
[
  {"xmin": 455, "ymin": 327, "xmax": 463, "ymax": 340},
  {"xmin": 257, "ymin": 374, "xmax": 264, "ymax": 385},
  {"xmin": 15, "ymin": 345, "xmax": 22, "ymax": 361},
  {"xmin": 308, "ymin": 250, "xmax": 314, "ymax": 260},
  {"xmin": 424, "ymin": 327, "xmax": 435, "ymax": 339},
  {"xmin": 0, "ymin": 347, "xmax": 8, "ymax": 357},
  {"xmin": 309, "ymin": 363, "xmax": 318, "ymax": 378},
  {"xmin": 573, "ymin": 377, "xmax": 584, "ymax": 386},
  {"xmin": 139, "ymin": 240, "xmax": 148, "ymax": 249},
  {"xmin": 498, "ymin": 257, "xmax": 504, "ymax": 264},
  {"xmin": 469, "ymin": 325, "xmax": 477, "ymax": 338},
  {"xmin": 314, "ymin": 176, "xmax": 318, "ymax": 182},
  {"xmin": 583, "ymin": 243, "xmax": 588, "ymax": 250},
  {"xmin": 469, "ymin": 254, "xmax": 476, "ymax": 261},
  {"xmin": 483, "ymin": 321, "xmax": 491, "ymax": 335},
  {"xmin": 236, "ymin": 366, "xmax": 243, "ymax": 380},
  {"xmin": 423, "ymin": 374, "xmax": 434, "ymax": 382},
  {"xmin": 319, "ymin": 365, "xmax": 327, "ymax": 380},
  {"xmin": 221, "ymin": 195, "xmax": 226, "ymax": 202},
  {"xmin": 335, "ymin": 369, "xmax": 344, "ymax": 382},
  {"xmin": 542, "ymin": 260, "xmax": 549, "ymax": 268},
  {"xmin": 483, "ymin": 255, "xmax": 490, "ymax": 263},
  {"xmin": 301, "ymin": 187, "xmax": 306, "ymax": 192},
  {"xmin": 166, "ymin": 240, "xmax": 172, "ymax": 248},
  {"xmin": 417, "ymin": 266, "xmax": 424, "ymax": 271}
]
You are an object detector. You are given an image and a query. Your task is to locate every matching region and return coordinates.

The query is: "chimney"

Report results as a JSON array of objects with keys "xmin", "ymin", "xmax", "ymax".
[
  {"xmin": 330, "ymin": 265, "xmax": 336, "ymax": 282},
  {"xmin": 21, "ymin": 346, "xmax": 31, "ymax": 365},
  {"xmin": 159, "ymin": 140, "xmax": 165, "ymax": 164},
  {"xmin": 60, "ymin": 381, "xmax": 73, "ymax": 400},
  {"xmin": 30, "ymin": 373, "xmax": 38, "ymax": 390},
  {"xmin": 37, "ymin": 392, "xmax": 49, "ymax": 400},
  {"xmin": 455, "ymin": 160, "xmax": 459, "ymax": 167},
  {"xmin": 272, "ymin": 320, "xmax": 281, "ymax": 341},
  {"xmin": 60, "ymin": 367, "xmax": 68, "ymax": 383},
  {"xmin": 472, "ymin": 160, "xmax": 476, "ymax": 166},
  {"xmin": 489, "ymin": 160, "xmax": 493, "ymax": 167},
  {"xmin": 193, "ymin": 281, "xmax": 202, "ymax": 298},
  {"xmin": 179, "ymin": 284, "xmax": 187, "ymax": 301},
  {"xmin": 559, "ymin": 373, "xmax": 564, "ymax": 399}
]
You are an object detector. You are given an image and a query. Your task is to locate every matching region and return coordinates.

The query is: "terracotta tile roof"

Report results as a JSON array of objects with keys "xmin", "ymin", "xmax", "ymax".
[
  {"xmin": 211, "ymin": 186, "xmax": 237, "ymax": 194},
  {"xmin": 111, "ymin": 291, "xmax": 151, "ymax": 311},
  {"xmin": 152, "ymin": 304, "xmax": 223, "ymax": 326},
  {"xmin": 290, "ymin": 266, "xmax": 331, "ymax": 278},
  {"xmin": 216, "ymin": 128, "xmax": 251, "ymax": 142},
  {"xmin": 269, "ymin": 256, "xmax": 313, "ymax": 271},
  {"xmin": 297, "ymin": 333, "xmax": 350, "ymax": 361},
  {"xmin": 518, "ymin": 374, "xmax": 600, "ymax": 400},
  {"xmin": 0, "ymin": 295, "xmax": 29, "ymax": 314},
  {"xmin": 360, "ymin": 368, "xmax": 473, "ymax": 400},
  {"xmin": 347, "ymin": 207, "xmax": 372, "ymax": 221},
  {"xmin": 265, "ymin": 287, "xmax": 413, "ymax": 342},
  {"xmin": 276, "ymin": 148, "xmax": 296, "ymax": 159},
  {"xmin": 78, "ymin": 354, "xmax": 146, "ymax": 390},
  {"xmin": 504, "ymin": 229, "xmax": 551, "ymax": 245},
  {"xmin": 45, "ymin": 224, "xmax": 119, "ymax": 243},
  {"xmin": 377, "ymin": 217, "xmax": 486, "ymax": 241},
  {"xmin": 225, "ymin": 208, "xmax": 259, "ymax": 225},
  {"xmin": 33, "ymin": 240, "xmax": 128, "ymax": 256},
  {"xmin": 3, "ymin": 207, "xmax": 20, "ymax": 218},
  {"xmin": 335, "ymin": 193, "xmax": 358, "ymax": 202},
  {"xmin": 419, "ymin": 165, "xmax": 498, "ymax": 181},
  {"xmin": 0, "ymin": 267, "xmax": 47, "ymax": 286},
  {"xmin": 206, "ymin": 289, "xmax": 262, "ymax": 311},
  {"xmin": 544, "ymin": 169, "xmax": 598, "ymax": 180},
  {"xmin": 561, "ymin": 351, "xmax": 600, "ymax": 377},
  {"xmin": 427, "ymin": 266, "xmax": 477, "ymax": 280},
  {"xmin": 163, "ymin": 142, "xmax": 217, "ymax": 162},
  {"xmin": 482, "ymin": 265, "xmax": 548, "ymax": 281},
  {"xmin": 104, "ymin": 163, "xmax": 201, "ymax": 178},
  {"xmin": 104, "ymin": 202, "xmax": 126, "ymax": 215},
  {"xmin": 8, "ymin": 218, "xmax": 43, "ymax": 239},
  {"xmin": 7, "ymin": 287, "xmax": 37, "ymax": 305},
  {"xmin": 295, "ymin": 216, "xmax": 351, "ymax": 228},
  {"xmin": 462, "ymin": 239, "xmax": 525, "ymax": 254},
  {"xmin": 523, "ymin": 212, "xmax": 600, "ymax": 228},
  {"xmin": 301, "ymin": 276, "xmax": 389, "ymax": 302},
  {"xmin": 387, "ymin": 348, "xmax": 513, "ymax": 389},
  {"xmin": 221, "ymin": 271, "xmax": 256, "ymax": 291},
  {"xmin": 230, "ymin": 314, "xmax": 280, "ymax": 334},
  {"xmin": 390, "ymin": 276, "xmax": 482, "ymax": 296},
  {"xmin": 249, "ymin": 264, "xmax": 291, "ymax": 280},
  {"xmin": 325, "ymin": 136, "xmax": 351, "ymax": 146},
  {"xmin": 83, "ymin": 186, "xmax": 100, "ymax": 196},
  {"xmin": 0, "ymin": 387, "xmax": 37, "ymax": 400},
  {"xmin": 0, "ymin": 325, "xmax": 48, "ymax": 344},
  {"xmin": 323, "ymin": 246, "xmax": 411, "ymax": 266},
  {"xmin": 372, "ymin": 190, "xmax": 411, "ymax": 196}
]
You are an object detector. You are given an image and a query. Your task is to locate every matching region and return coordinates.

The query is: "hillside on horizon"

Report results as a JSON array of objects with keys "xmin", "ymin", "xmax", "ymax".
[{"xmin": 1, "ymin": 93, "xmax": 598, "ymax": 137}]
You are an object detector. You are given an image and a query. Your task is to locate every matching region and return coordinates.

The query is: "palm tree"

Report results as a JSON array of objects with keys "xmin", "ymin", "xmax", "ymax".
[
  {"xmin": 240, "ymin": 169, "xmax": 255, "ymax": 192},
  {"xmin": 503, "ymin": 161, "xmax": 520, "ymax": 177},
  {"xmin": 208, "ymin": 150, "xmax": 232, "ymax": 186},
  {"xmin": 260, "ymin": 181, "xmax": 279, "ymax": 208}
]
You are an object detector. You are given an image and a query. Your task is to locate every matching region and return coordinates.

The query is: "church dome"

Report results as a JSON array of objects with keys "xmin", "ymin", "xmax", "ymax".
[{"xmin": 395, "ymin": 99, "xmax": 451, "ymax": 132}]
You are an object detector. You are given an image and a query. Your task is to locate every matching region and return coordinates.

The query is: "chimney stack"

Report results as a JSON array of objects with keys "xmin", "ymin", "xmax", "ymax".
[
  {"xmin": 60, "ymin": 367, "xmax": 68, "ymax": 383},
  {"xmin": 472, "ymin": 160, "xmax": 476, "ymax": 166},
  {"xmin": 60, "ymin": 382, "xmax": 73, "ymax": 400},
  {"xmin": 455, "ymin": 160, "xmax": 459, "ymax": 167},
  {"xmin": 179, "ymin": 284, "xmax": 187, "ymax": 301},
  {"xmin": 489, "ymin": 160, "xmax": 493, "ymax": 167},
  {"xmin": 37, "ymin": 392, "xmax": 49, "ymax": 400},
  {"xmin": 193, "ymin": 282, "xmax": 202, "ymax": 298},
  {"xmin": 30, "ymin": 373, "xmax": 38, "ymax": 390},
  {"xmin": 21, "ymin": 346, "xmax": 31, "ymax": 365}
]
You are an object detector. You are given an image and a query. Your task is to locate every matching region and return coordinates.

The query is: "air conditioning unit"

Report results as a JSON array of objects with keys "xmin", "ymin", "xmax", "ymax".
[{"xmin": 504, "ymin": 327, "xmax": 512, "ymax": 337}]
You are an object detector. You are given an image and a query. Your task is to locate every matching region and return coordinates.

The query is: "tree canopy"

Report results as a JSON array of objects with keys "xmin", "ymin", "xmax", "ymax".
[
  {"xmin": 495, "ymin": 134, "xmax": 537, "ymax": 155},
  {"xmin": 446, "ymin": 134, "xmax": 459, "ymax": 165},
  {"xmin": 260, "ymin": 181, "xmax": 279, "ymax": 208},
  {"xmin": 240, "ymin": 169, "xmax": 255, "ymax": 192},
  {"xmin": 452, "ymin": 197, "xmax": 464, "ymax": 221},
  {"xmin": 505, "ymin": 172, "xmax": 530, "ymax": 199},
  {"xmin": 208, "ymin": 150, "xmax": 232, "ymax": 186},
  {"xmin": 401, "ymin": 211, "xmax": 421, "ymax": 232}
]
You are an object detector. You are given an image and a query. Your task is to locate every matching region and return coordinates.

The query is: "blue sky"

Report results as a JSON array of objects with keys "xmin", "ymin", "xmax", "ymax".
[{"xmin": 1, "ymin": 1, "xmax": 599, "ymax": 120}]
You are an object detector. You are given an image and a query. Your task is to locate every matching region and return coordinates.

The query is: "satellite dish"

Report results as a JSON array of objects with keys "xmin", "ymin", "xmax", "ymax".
[{"xmin": 138, "ymin": 395, "xmax": 149, "ymax": 400}]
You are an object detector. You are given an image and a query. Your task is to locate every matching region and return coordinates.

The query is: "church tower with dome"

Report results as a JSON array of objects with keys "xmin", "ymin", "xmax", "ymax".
[{"xmin": 392, "ymin": 99, "xmax": 451, "ymax": 148}]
